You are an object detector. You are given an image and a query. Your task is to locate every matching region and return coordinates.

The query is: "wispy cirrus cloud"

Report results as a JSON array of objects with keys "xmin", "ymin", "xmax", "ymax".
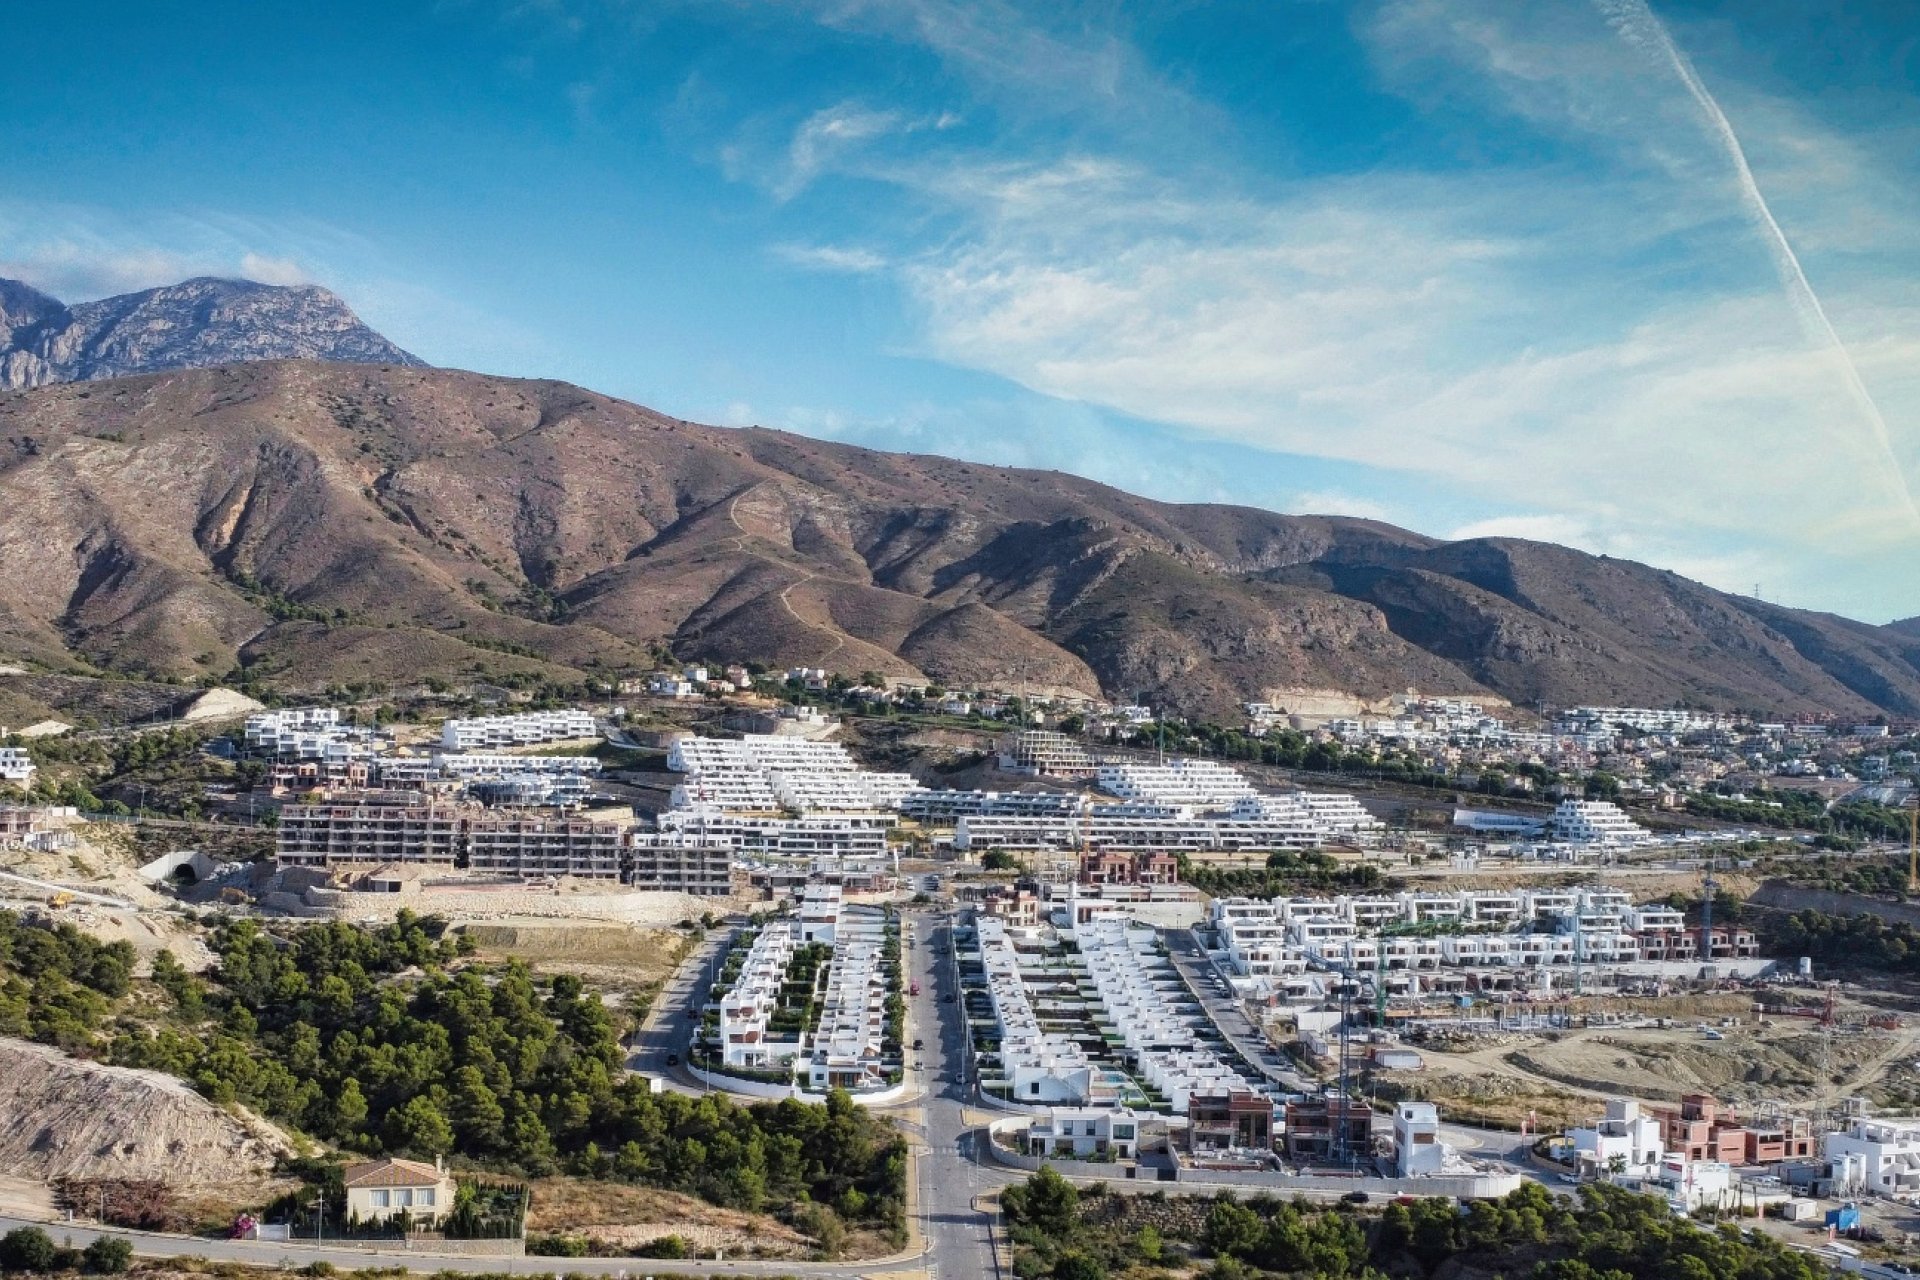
[{"xmin": 719, "ymin": 0, "xmax": 1920, "ymax": 614}]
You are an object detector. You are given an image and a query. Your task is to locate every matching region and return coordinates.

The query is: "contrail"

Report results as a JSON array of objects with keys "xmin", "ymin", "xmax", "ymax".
[{"xmin": 1596, "ymin": 0, "xmax": 1920, "ymax": 530}]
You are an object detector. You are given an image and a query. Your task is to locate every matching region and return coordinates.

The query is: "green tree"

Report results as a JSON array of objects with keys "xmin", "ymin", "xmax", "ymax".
[
  {"xmin": 1052, "ymin": 1252, "xmax": 1106, "ymax": 1280},
  {"xmin": 1203, "ymin": 1198, "xmax": 1264, "ymax": 1260},
  {"xmin": 81, "ymin": 1237, "xmax": 133, "ymax": 1274},
  {"xmin": 384, "ymin": 1095, "xmax": 454, "ymax": 1156},
  {"xmin": 0, "ymin": 1226, "xmax": 56, "ymax": 1272}
]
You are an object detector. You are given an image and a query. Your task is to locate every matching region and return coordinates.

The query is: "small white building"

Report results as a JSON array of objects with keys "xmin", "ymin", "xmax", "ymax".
[
  {"xmin": 1654, "ymin": 1155, "xmax": 1733, "ymax": 1211},
  {"xmin": 1569, "ymin": 1099, "xmax": 1664, "ymax": 1177},
  {"xmin": 1394, "ymin": 1102, "xmax": 1445, "ymax": 1176},
  {"xmin": 0, "ymin": 748, "xmax": 36, "ymax": 786},
  {"xmin": 1026, "ymin": 1107, "xmax": 1147, "ymax": 1160}
]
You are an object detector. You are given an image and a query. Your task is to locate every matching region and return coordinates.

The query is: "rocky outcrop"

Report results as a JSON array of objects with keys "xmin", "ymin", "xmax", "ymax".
[{"xmin": 0, "ymin": 276, "xmax": 421, "ymax": 388}]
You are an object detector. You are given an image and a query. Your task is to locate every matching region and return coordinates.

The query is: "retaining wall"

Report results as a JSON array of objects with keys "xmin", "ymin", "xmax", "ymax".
[
  {"xmin": 985, "ymin": 1117, "xmax": 1523, "ymax": 1198},
  {"xmin": 685, "ymin": 1062, "xmax": 910, "ymax": 1107}
]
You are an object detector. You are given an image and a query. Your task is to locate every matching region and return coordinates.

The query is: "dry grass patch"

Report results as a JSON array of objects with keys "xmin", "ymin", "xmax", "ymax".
[{"xmin": 524, "ymin": 1175, "xmax": 813, "ymax": 1257}]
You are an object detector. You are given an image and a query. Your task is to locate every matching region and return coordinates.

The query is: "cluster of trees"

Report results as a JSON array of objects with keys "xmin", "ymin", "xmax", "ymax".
[
  {"xmin": 1180, "ymin": 850, "xmax": 1384, "ymax": 898},
  {"xmin": 0, "ymin": 1229, "xmax": 131, "ymax": 1275},
  {"xmin": 1766, "ymin": 852, "xmax": 1916, "ymax": 897},
  {"xmin": 1001, "ymin": 1173, "xmax": 1837, "ymax": 1280},
  {"xmin": 0, "ymin": 910, "xmax": 137, "ymax": 1049},
  {"xmin": 2, "ymin": 725, "xmax": 230, "ymax": 819},
  {"xmin": 43, "ymin": 911, "xmax": 903, "ymax": 1248},
  {"xmin": 1686, "ymin": 786, "xmax": 1908, "ymax": 841},
  {"xmin": 1765, "ymin": 909, "xmax": 1920, "ymax": 974}
]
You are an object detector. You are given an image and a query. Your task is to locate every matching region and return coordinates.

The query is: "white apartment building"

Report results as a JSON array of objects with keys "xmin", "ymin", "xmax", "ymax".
[
  {"xmin": 997, "ymin": 731, "xmax": 1100, "ymax": 777},
  {"xmin": 657, "ymin": 809, "xmax": 891, "ymax": 859},
  {"xmin": 1549, "ymin": 799, "xmax": 1652, "ymax": 845},
  {"xmin": 435, "ymin": 753, "xmax": 602, "ymax": 778},
  {"xmin": 243, "ymin": 706, "xmax": 341, "ymax": 756},
  {"xmin": 0, "ymin": 748, "xmax": 36, "ymax": 786},
  {"xmin": 1097, "ymin": 759, "xmax": 1257, "ymax": 809},
  {"xmin": 667, "ymin": 735, "xmax": 915, "ymax": 814},
  {"xmin": 1231, "ymin": 792, "xmax": 1385, "ymax": 841},
  {"xmin": 1561, "ymin": 707, "xmax": 1727, "ymax": 736},
  {"xmin": 441, "ymin": 709, "xmax": 597, "ymax": 750},
  {"xmin": 1824, "ymin": 1117, "xmax": 1920, "ymax": 1195},
  {"xmin": 951, "ymin": 809, "xmax": 1370, "ymax": 854},
  {"xmin": 899, "ymin": 789, "xmax": 1085, "ymax": 823}
]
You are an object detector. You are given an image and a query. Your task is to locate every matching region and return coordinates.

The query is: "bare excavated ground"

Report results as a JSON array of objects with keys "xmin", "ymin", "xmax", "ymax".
[
  {"xmin": 524, "ymin": 1176, "xmax": 816, "ymax": 1259},
  {"xmin": 457, "ymin": 921, "xmax": 696, "ymax": 1013},
  {"xmin": 0, "ymin": 1037, "xmax": 290, "ymax": 1196},
  {"xmin": 1390, "ymin": 990, "xmax": 1920, "ymax": 1129}
]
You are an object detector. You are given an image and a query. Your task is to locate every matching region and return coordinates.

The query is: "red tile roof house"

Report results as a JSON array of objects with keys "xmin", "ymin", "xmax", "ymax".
[{"xmin": 343, "ymin": 1157, "xmax": 455, "ymax": 1227}]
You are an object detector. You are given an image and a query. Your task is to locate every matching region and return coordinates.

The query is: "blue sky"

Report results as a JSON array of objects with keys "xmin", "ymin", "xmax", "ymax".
[{"xmin": 4, "ymin": 0, "xmax": 1918, "ymax": 621}]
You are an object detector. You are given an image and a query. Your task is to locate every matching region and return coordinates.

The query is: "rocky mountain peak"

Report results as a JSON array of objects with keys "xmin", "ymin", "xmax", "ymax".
[{"xmin": 0, "ymin": 274, "xmax": 424, "ymax": 389}]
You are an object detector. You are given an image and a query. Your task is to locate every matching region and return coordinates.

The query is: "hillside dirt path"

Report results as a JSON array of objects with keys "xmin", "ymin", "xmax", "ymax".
[{"xmin": 777, "ymin": 572, "xmax": 845, "ymax": 664}]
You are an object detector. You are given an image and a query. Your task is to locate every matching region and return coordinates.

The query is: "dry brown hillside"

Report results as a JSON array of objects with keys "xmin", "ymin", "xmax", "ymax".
[{"xmin": 2, "ymin": 360, "xmax": 1918, "ymax": 717}]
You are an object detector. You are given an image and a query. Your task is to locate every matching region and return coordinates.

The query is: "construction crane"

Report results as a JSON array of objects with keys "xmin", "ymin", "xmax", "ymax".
[{"xmin": 1699, "ymin": 854, "xmax": 1719, "ymax": 969}]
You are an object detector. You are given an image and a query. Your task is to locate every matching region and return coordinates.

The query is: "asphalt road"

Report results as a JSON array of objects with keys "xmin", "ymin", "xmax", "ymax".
[
  {"xmin": 626, "ymin": 923, "xmax": 736, "ymax": 1095},
  {"xmin": 902, "ymin": 910, "xmax": 1009, "ymax": 1280}
]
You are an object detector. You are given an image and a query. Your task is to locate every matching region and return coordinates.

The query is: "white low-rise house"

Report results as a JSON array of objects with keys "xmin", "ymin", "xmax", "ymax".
[
  {"xmin": 441, "ymin": 709, "xmax": 596, "ymax": 750},
  {"xmin": 1569, "ymin": 1099, "xmax": 1664, "ymax": 1176},
  {"xmin": 1078, "ymin": 918, "xmax": 1259, "ymax": 1111},
  {"xmin": 0, "ymin": 748, "xmax": 36, "ymax": 786},
  {"xmin": 1825, "ymin": 1117, "xmax": 1920, "ymax": 1195},
  {"xmin": 977, "ymin": 917, "xmax": 1109, "ymax": 1105},
  {"xmin": 1654, "ymin": 1155, "xmax": 1734, "ymax": 1211},
  {"xmin": 1394, "ymin": 1102, "xmax": 1446, "ymax": 1175},
  {"xmin": 1026, "ymin": 1107, "xmax": 1148, "ymax": 1160},
  {"xmin": 718, "ymin": 925, "xmax": 799, "ymax": 1069},
  {"xmin": 806, "ymin": 900, "xmax": 890, "ymax": 1092}
]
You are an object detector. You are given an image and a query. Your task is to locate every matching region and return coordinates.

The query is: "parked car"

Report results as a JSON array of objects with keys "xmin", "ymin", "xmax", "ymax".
[
  {"xmin": 912, "ymin": 1038, "xmax": 925, "ymax": 1051},
  {"xmin": 666, "ymin": 1052, "xmax": 679, "ymax": 1066}
]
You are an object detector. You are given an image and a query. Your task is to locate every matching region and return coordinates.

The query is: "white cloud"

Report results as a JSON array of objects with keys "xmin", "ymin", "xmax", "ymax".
[
  {"xmin": 773, "ymin": 242, "xmax": 889, "ymax": 273},
  {"xmin": 777, "ymin": 102, "xmax": 904, "ymax": 200},
  {"xmin": 238, "ymin": 252, "xmax": 311, "ymax": 286},
  {"xmin": 728, "ymin": 3, "xmax": 1920, "ymax": 604},
  {"xmin": 1289, "ymin": 491, "xmax": 1400, "ymax": 524}
]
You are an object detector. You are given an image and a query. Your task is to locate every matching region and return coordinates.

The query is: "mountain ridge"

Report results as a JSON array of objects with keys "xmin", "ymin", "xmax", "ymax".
[
  {"xmin": 2, "ymin": 358, "xmax": 1917, "ymax": 719},
  {"xmin": 0, "ymin": 275, "xmax": 422, "ymax": 389}
]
